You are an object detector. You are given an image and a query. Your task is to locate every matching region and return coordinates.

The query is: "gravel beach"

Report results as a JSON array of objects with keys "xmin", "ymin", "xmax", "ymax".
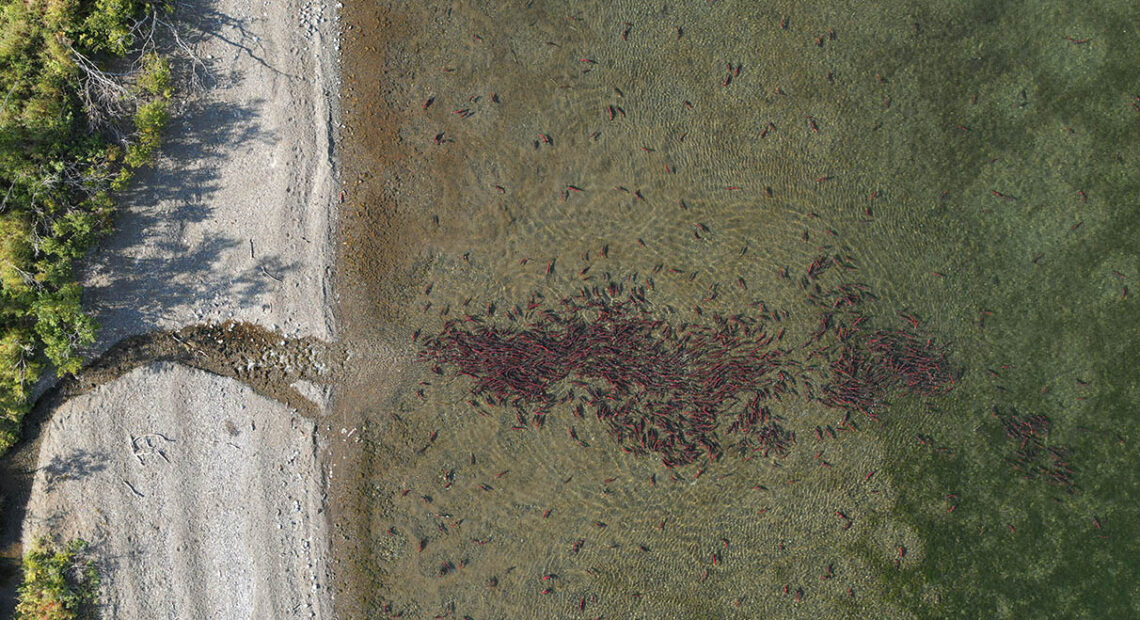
[{"xmin": 18, "ymin": 0, "xmax": 342, "ymax": 616}]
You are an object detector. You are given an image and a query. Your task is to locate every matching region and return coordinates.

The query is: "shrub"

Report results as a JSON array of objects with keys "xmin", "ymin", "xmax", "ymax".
[
  {"xmin": 0, "ymin": 0, "xmax": 174, "ymax": 453},
  {"xmin": 32, "ymin": 282, "xmax": 97, "ymax": 375},
  {"xmin": 124, "ymin": 98, "xmax": 167, "ymax": 167},
  {"xmin": 0, "ymin": 212, "xmax": 34, "ymax": 293},
  {"xmin": 16, "ymin": 537, "xmax": 100, "ymax": 620},
  {"xmin": 135, "ymin": 51, "xmax": 170, "ymax": 96}
]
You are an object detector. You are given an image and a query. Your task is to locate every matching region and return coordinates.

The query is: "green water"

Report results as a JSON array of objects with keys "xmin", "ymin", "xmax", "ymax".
[{"xmin": 336, "ymin": 0, "xmax": 1139, "ymax": 617}]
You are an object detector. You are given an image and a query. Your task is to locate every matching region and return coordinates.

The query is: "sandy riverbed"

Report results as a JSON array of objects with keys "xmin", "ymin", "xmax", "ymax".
[{"xmin": 19, "ymin": 0, "xmax": 341, "ymax": 616}]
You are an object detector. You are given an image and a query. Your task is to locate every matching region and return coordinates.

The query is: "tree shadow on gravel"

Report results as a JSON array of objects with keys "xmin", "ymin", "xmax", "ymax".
[
  {"xmin": 39, "ymin": 449, "xmax": 110, "ymax": 494},
  {"xmin": 79, "ymin": 96, "xmax": 298, "ymax": 353},
  {"xmin": 194, "ymin": 7, "xmax": 304, "ymax": 81},
  {"xmin": 80, "ymin": 0, "xmax": 311, "ymax": 355},
  {"xmin": 166, "ymin": 0, "xmax": 303, "ymax": 90}
]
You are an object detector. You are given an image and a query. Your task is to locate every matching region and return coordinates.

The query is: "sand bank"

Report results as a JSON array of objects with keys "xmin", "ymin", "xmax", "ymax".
[
  {"xmin": 19, "ymin": 0, "xmax": 341, "ymax": 616},
  {"xmin": 25, "ymin": 363, "xmax": 330, "ymax": 618}
]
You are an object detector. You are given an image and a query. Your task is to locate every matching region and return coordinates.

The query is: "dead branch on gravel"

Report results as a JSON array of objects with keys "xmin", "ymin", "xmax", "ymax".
[{"xmin": 67, "ymin": 4, "xmax": 211, "ymax": 134}]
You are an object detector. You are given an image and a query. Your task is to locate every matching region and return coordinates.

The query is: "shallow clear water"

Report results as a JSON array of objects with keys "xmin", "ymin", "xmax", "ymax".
[{"xmin": 335, "ymin": 1, "xmax": 1140, "ymax": 617}]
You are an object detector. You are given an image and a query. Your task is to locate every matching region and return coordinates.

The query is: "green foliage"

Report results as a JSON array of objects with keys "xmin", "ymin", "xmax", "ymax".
[
  {"xmin": 32, "ymin": 282, "xmax": 97, "ymax": 375},
  {"xmin": 0, "ymin": 0, "xmax": 173, "ymax": 454},
  {"xmin": 16, "ymin": 537, "xmax": 100, "ymax": 620},
  {"xmin": 0, "ymin": 328, "xmax": 38, "ymax": 398},
  {"xmin": 126, "ymin": 54, "xmax": 172, "ymax": 169},
  {"xmin": 45, "ymin": 210, "xmax": 106, "ymax": 260},
  {"xmin": 135, "ymin": 51, "xmax": 170, "ymax": 96},
  {"xmin": 0, "ymin": 212, "xmax": 34, "ymax": 293},
  {"xmin": 124, "ymin": 98, "xmax": 167, "ymax": 167},
  {"xmin": 0, "ymin": 327, "xmax": 36, "ymax": 448},
  {"xmin": 79, "ymin": 0, "xmax": 139, "ymax": 55}
]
